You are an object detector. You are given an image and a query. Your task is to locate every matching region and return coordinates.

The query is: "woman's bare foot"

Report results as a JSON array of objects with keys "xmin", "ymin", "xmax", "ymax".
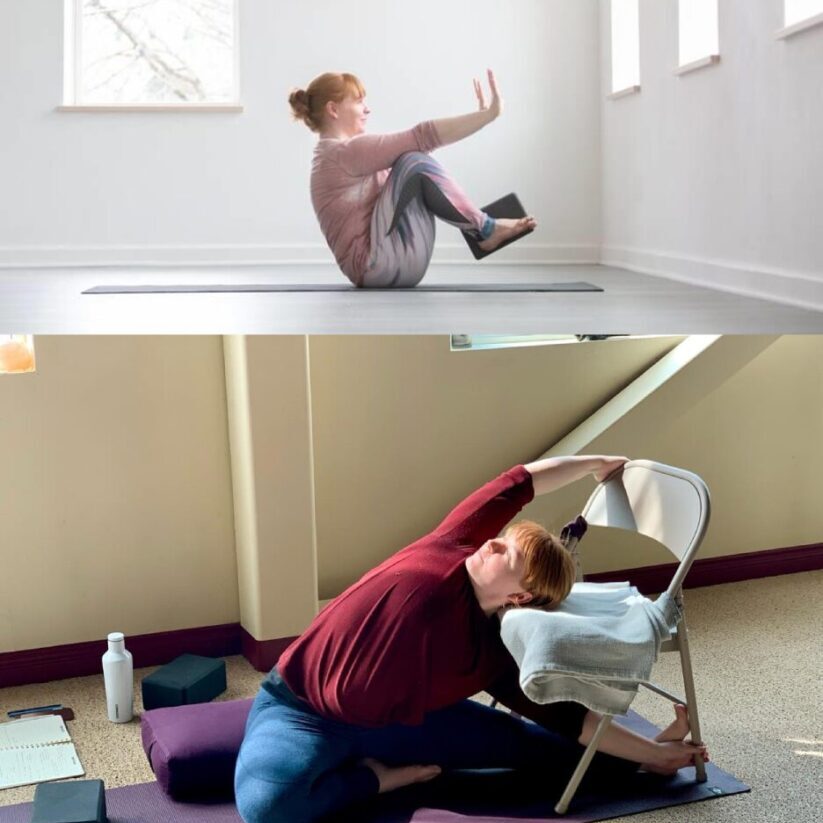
[
  {"xmin": 655, "ymin": 703, "xmax": 691, "ymax": 743},
  {"xmin": 477, "ymin": 216, "xmax": 537, "ymax": 253},
  {"xmin": 360, "ymin": 757, "xmax": 442, "ymax": 794},
  {"xmin": 640, "ymin": 704, "xmax": 710, "ymax": 775}
]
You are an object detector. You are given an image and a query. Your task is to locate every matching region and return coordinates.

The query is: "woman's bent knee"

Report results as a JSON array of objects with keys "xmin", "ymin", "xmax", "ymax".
[
  {"xmin": 397, "ymin": 150, "xmax": 428, "ymax": 163},
  {"xmin": 394, "ymin": 150, "xmax": 441, "ymax": 173},
  {"xmin": 235, "ymin": 772, "xmax": 311, "ymax": 823}
]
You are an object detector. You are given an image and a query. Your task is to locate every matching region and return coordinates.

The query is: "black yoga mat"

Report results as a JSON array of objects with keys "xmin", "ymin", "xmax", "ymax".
[
  {"xmin": 0, "ymin": 713, "xmax": 748, "ymax": 823},
  {"xmin": 83, "ymin": 282, "xmax": 603, "ymax": 294}
]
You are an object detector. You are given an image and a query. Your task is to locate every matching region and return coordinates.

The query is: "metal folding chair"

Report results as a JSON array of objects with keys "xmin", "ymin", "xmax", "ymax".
[{"xmin": 550, "ymin": 459, "xmax": 710, "ymax": 813}]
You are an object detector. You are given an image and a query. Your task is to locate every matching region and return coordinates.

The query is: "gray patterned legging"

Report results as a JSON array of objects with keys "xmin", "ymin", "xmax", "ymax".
[{"xmin": 360, "ymin": 151, "xmax": 495, "ymax": 288}]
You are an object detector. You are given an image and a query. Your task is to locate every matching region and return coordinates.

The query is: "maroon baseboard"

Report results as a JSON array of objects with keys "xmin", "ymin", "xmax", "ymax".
[
  {"xmin": 585, "ymin": 542, "xmax": 823, "ymax": 594},
  {"xmin": 3, "ymin": 543, "xmax": 821, "ymax": 689},
  {"xmin": 0, "ymin": 623, "xmax": 242, "ymax": 690},
  {"xmin": 240, "ymin": 628, "xmax": 297, "ymax": 673}
]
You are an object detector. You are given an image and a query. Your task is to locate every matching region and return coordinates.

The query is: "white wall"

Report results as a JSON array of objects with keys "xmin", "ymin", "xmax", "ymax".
[
  {"xmin": 0, "ymin": 0, "xmax": 602, "ymax": 267},
  {"xmin": 600, "ymin": 0, "xmax": 823, "ymax": 308}
]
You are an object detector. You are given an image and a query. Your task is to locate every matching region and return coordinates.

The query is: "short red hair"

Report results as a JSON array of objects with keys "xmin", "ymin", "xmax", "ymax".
[{"xmin": 504, "ymin": 520, "xmax": 576, "ymax": 609}]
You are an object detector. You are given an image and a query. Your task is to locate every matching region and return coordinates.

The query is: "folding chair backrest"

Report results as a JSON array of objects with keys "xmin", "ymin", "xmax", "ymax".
[{"xmin": 580, "ymin": 460, "xmax": 711, "ymax": 597}]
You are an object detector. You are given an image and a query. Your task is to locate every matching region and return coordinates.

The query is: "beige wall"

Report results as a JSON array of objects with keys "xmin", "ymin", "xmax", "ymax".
[
  {"xmin": 0, "ymin": 337, "xmax": 238, "ymax": 653},
  {"xmin": 307, "ymin": 335, "xmax": 823, "ymax": 597},
  {"xmin": 3, "ymin": 334, "xmax": 821, "ymax": 651},
  {"xmin": 308, "ymin": 335, "xmax": 681, "ymax": 598},
  {"xmin": 628, "ymin": 335, "xmax": 823, "ymax": 558}
]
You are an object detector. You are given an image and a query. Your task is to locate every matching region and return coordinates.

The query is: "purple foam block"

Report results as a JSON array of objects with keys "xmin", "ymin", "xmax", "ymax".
[{"xmin": 140, "ymin": 697, "xmax": 253, "ymax": 800}]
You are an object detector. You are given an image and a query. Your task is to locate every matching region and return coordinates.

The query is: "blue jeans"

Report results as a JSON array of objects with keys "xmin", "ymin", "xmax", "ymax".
[{"xmin": 234, "ymin": 671, "xmax": 635, "ymax": 823}]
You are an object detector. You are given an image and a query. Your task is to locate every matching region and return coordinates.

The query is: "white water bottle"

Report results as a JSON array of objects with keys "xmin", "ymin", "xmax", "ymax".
[{"xmin": 102, "ymin": 632, "xmax": 134, "ymax": 723}]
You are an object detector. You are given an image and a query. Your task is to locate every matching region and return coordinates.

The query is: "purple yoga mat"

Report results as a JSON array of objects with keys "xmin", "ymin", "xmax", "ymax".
[
  {"xmin": 0, "ymin": 783, "xmax": 236, "ymax": 823},
  {"xmin": 0, "ymin": 714, "xmax": 748, "ymax": 823}
]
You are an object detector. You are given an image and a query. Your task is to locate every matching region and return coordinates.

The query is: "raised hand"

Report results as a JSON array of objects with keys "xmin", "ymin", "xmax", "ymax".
[
  {"xmin": 593, "ymin": 457, "xmax": 629, "ymax": 483},
  {"xmin": 473, "ymin": 68, "xmax": 503, "ymax": 120}
]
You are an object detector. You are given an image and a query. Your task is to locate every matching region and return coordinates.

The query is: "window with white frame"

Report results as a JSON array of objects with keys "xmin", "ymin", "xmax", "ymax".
[
  {"xmin": 678, "ymin": 0, "xmax": 719, "ymax": 67},
  {"xmin": 785, "ymin": 0, "xmax": 823, "ymax": 26},
  {"xmin": 610, "ymin": 0, "xmax": 640, "ymax": 94},
  {"xmin": 64, "ymin": 0, "xmax": 239, "ymax": 106}
]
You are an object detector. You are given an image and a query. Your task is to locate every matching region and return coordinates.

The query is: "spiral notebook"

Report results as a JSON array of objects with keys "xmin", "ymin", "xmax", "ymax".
[{"xmin": 0, "ymin": 714, "xmax": 84, "ymax": 790}]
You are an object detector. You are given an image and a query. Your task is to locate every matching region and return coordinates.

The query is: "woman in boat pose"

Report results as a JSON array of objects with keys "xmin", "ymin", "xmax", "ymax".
[
  {"xmin": 234, "ymin": 456, "xmax": 709, "ymax": 823},
  {"xmin": 287, "ymin": 69, "xmax": 536, "ymax": 288}
]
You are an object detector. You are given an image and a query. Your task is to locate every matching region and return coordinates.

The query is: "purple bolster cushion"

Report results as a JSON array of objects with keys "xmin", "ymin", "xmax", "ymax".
[{"xmin": 141, "ymin": 697, "xmax": 254, "ymax": 800}]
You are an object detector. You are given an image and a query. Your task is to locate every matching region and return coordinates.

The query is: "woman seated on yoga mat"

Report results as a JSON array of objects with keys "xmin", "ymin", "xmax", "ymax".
[
  {"xmin": 234, "ymin": 456, "xmax": 710, "ymax": 823},
  {"xmin": 287, "ymin": 69, "xmax": 536, "ymax": 288}
]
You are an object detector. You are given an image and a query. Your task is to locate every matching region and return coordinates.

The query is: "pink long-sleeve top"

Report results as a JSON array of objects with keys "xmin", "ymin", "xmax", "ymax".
[{"xmin": 310, "ymin": 121, "xmax": 444, "ymax": 285}]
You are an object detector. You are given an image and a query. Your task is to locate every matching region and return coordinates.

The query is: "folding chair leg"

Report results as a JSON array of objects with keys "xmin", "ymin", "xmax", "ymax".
[
  {"xmin": 676, "ymin": 602, "xmax": 707, "ymax": 782},
  {"xmin": 554, "ymin": 714, "xmax": 613, "ymax": 815}
]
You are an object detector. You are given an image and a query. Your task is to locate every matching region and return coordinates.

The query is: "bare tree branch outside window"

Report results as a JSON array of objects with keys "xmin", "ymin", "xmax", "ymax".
[{"xmin": 78, "ymin": 0, "xmax": 235, "ymax": 103}]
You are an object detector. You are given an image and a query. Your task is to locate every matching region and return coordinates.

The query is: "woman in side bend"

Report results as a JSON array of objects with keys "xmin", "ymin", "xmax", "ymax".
[
  {"xmin": 234, "ymin": 456, "xmax": 709, "ymax": 823},
  {"xmin": 287, "ymin": 69, "xmax": 536, "ymax": 288}
]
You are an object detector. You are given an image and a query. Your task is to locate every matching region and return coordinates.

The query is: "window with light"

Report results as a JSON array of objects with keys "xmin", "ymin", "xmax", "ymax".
[
  {"xmin": 785, "ymin": 0, "xmax": 823, "ymax": 26},
  {"xmin": 679, "ymin": 0, "xmax": 719, "ymax": 66},
  {"xmin": 610, "ymin": 0, "xmax": 641, "ymax": 93},
  {"xmin": 64, "ymin": 0, "xmax": 239, "ymax": 106}
]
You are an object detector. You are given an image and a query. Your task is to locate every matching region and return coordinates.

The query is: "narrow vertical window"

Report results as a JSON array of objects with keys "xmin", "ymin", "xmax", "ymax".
[
  {"xmin": 679, "ymin": 0, "xmax": 720, "ymax": 67},
  {"xmin": 63, "ymin": 0, "xmax": 239, "ymax": 107},
  {"xmin": 785, "ymin": 0, "xmax": 823, "ymax": 26},
  {"xmin": 610, "ymin": 0, "xmax": 641, "ymax": 94}
]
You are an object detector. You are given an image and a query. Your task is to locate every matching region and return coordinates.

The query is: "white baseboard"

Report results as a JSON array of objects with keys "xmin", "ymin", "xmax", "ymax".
[
  {"xmin": 602, "ymin": 246, "xmax": 823, "ymax": 313},
  {"xmin": 0, "ymin": 243, "xmax": 600, "ymax": 269},
  {"xmin": 0, "ymin": 244, "xmax": 333, "ymax": 268},
  {"xmin": 438, "ymin": 243, "xmax": 599, "ymax": 265}
]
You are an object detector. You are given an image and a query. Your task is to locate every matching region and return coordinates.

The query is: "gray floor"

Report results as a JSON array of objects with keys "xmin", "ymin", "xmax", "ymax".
[{"xmin": 2, "ymin": 263, "xmax": 822, "ymax": 334}]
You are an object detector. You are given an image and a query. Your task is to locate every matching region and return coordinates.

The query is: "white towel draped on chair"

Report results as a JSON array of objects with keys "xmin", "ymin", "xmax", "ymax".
[{"xmin": 500, "ymin": 582, "xmax": 681, "ymax": 716}]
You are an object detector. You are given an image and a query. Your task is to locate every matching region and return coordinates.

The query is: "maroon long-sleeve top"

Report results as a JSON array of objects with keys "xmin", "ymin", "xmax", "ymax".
[{"xmin": 273, "ymin": 466, "xmax": 585, "ymax": 738}]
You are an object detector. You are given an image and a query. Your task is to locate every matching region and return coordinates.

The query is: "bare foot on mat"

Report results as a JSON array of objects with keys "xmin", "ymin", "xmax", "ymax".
[{"xmin": 360, "ymin": 757, "xmax": 442, "ymax": 794}]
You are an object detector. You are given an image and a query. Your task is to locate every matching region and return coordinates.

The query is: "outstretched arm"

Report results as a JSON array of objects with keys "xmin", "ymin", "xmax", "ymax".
[
  {"xmin": 523, "ymin": 455, "xmax": 628, "ymax": 496},
  {"xmin": 335, "ymin": 123, "xmax": 441, "ymax": 177},
  {"xmin": 431, "ymin": 68, "xmax": 502, "ymax": 147}
]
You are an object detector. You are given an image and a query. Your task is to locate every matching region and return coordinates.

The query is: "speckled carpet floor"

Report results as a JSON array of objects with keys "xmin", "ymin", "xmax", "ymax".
[{"xmin": 1, "ymin": 571, "xmax": 821, "ymax": 822}]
